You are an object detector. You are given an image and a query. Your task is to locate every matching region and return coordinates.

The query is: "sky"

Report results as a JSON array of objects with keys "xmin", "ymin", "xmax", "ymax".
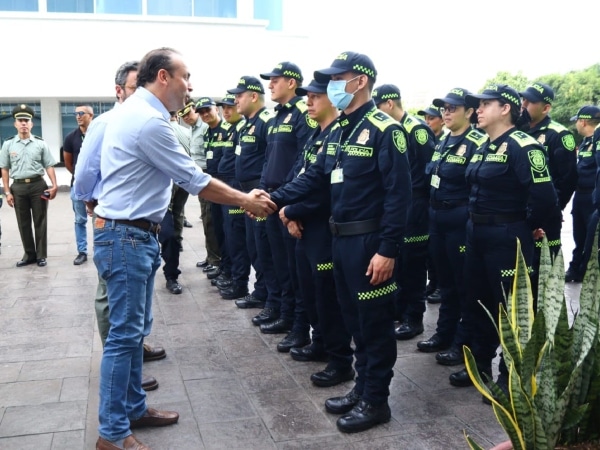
[{"xmin": 284, "ymin": 0, "xmax": 599, "ymax": 108}]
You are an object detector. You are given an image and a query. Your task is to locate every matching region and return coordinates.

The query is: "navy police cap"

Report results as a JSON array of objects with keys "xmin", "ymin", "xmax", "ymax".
[
  {"xmin": 465, "ymin": 84, "xmax": 521, "ymax": 109},
  {"xmin": 372, "ymin": 84, "xmax": 400, "ymax": 105},
  {"xmin": 520, "ymin": 82, "xmax": 554, "ymax": 104},
  {"xmin": 295, "ymin": 79, "xmax": 328, "ymax": 97},
  {"xmin": 433, "ymin": 87, "xmax": 471, "ymax": 108},
  {"xmin": 570, "ymin": 105, "xmax": 600, "ymax": 122},
  {"xmin": 417, "ymin": 104, "xmax": 442, "ymax": 118},
  {"xmin": 216, "ymin": 93, "xmax": 236, "ymax": 107},
  {"xmin": 260, "ymin": 62, "xmax": 303, "ymax": 83},
  {"xmin": 314, "ymin": 51, "xmax": 377, "ymax": 83},
  {"xmin": 227, "ymin": 76, "xmax": 265, "ymax": 94}
]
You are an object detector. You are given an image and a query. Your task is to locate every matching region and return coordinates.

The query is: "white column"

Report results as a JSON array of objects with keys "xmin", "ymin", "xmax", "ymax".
[
  {"xmin": 40, "ymin": 98, "xmax": 62, "ymax": 163},
  {"xmin": 237, "ymin": 0, "xmax": 254, "ymax": 20}
]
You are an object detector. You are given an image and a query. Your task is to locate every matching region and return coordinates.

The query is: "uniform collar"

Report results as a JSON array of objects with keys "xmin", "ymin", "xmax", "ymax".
[
  {"xmin": 527, "ymin": 115, "xmax": 551, "ymax": 134},
  {"xmin": 275, "ymin": 96, "xmax": 302, "ymax": 112},
  {"xmin": 338, "ymin": 100, "xmax": 376, "ymax": 128}
]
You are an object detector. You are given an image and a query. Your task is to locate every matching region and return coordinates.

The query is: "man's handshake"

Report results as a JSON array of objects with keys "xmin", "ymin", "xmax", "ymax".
[{"xmin": 242, "ymin": 189, "xmax": 277, "ymax": 218}]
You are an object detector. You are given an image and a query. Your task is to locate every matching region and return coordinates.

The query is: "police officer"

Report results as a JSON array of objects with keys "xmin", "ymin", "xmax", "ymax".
[
  {"xmin": 0, "ymin": 104, "xmax": 58, "ymax": 267},
  {"xmin": 258, "ymin": 62, "xmax": 317, "ymax": 345},
  {"xmin": 227, "ymin": 76, "xmax": 278, "ymax": 318},
  {"xmin": 270, "ymin": 51, "xmax": 412, "ymax": 433},
  {"xmin": 416, "ymin": 88, "xmax": 487, "ymax": 367},
  {"xmin": 418, "ymin": 103, "xmax": 446, "ymax": 143},
  {"xmin": 278, "ymin": 78, "xmax": 354, "ymax": 385},
  {"xmin": 519, "ymin": 83, "xmax": 577, "ymax": 294},
  {"xmin": 373, "ymin": 84, "xmax": 436, "ymax": 340},
  {"xmin": 449, "ymin": 84, "xmax": 558, "ymax": 391},
  {"xmin": 567, "ymin": 106, "xmax": 600, "ymax": 281}
]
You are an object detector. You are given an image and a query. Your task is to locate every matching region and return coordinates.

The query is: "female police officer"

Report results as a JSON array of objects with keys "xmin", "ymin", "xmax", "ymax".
[
  {"xmin": 448, "ymin": 84, "xmax": 558, "ymax": 390},
  {"xmin": 416, "ymin": 88, "xmax": 486, "ymax": 367}
]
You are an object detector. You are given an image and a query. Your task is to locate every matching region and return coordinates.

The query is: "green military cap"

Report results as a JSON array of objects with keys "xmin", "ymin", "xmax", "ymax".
[
  {"xmin": 178, "ymin": 101, "xmax": 195, "ymax": 117},
  {"xmin": 13, "ymin": 104, "xmax": 34, "ymax": 120}
]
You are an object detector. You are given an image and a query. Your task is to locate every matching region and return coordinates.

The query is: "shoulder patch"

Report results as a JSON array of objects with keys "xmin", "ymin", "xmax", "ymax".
[
  {"xmin": 393, "ymin": 130, "xmax": 407, "ymax": 153},
  {"xmin": 561, "ymin": 133, "xmax": 576, "ymax": 151},
  {"xmin": 295, "ymin": 101, "xmax": 308, "ymax": 113},
  {"xmin": 414, "ymin": 128, "xmax": 430, "ymax": 145},
  {"xmin": 306, "ymin": 116, "xmax": 318, "ymax": 129},
  {"xmin": 528, "ymin": 148, "xmax": 551, "ymax": 183},
  {"xmin": 510, "ymin": 130, "xmax": 538, "ymax": 147},
  {"xmin": 259, "ymin": 110, "xmax": 272, "ymax": 123},
  {"xmin": 547, "ymin": 120, "xmax": 568, "ymax": 133},
  {"xmin": 465, "ymin": 129, "xmax": 488, "ymax": 147},
  {"xmin": 221, "ymin": 121, "xmax": 233, "ymax": 131},
  {"xmin": 367, "ymin": 110, "xmax": 397, "ymax": 132}
]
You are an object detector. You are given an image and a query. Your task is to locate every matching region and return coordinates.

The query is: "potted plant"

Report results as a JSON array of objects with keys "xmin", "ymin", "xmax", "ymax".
[{"xmin": 463, "ymin": 235, "xmax": 600, "ymax": 450}]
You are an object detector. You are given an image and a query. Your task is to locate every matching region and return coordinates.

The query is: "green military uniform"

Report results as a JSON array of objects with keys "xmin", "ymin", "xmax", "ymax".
[{"xmin": 0, "ymin": 105, "xmax": 56, "ymax": 262}]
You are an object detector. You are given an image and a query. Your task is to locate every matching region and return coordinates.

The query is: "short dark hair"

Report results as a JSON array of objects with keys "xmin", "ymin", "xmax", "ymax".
[
  {"xmin": 499, "ymin": 99, "xmax": 520, "ymax": 124},
  {"xmin": 114, "ymin": 61, "xmax": 139, "ymax": 87},
  {"xmin": 136, "ymin": 48, "xmax": 180, "ymax": 88}
]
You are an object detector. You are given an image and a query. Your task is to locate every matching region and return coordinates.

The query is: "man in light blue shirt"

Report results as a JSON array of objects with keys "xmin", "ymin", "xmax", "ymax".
[{"xmin": 78, "ymin": 48, "xmax": 275, "ymax": 450}]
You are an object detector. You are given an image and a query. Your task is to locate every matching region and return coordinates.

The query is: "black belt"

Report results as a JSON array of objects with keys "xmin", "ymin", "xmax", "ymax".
[
  {"xmin": 96, "ymin": 216, "xmax": 161, "ymax": 234},
  {"xmin": 329, "ymin": 217, "xmax": 380, "ymax": 236},
  {"xmin": 430, "ymin": 199, "xmax": 468, "ymax": 210},
  {"xmin": 13, "ymin": 176, "xmax": 42, "ymax": 183},
  {"xmin": 469, "ymin": 212, "xmax": 526, "ymax": 225},
  {"xmin": 238, "ymin": 179, "xmax": 261, "ymax": 191}
]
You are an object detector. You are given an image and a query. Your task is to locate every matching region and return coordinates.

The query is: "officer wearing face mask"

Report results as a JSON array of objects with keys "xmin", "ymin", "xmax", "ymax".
[{"xmin": 268, "ymin": 51, "xmax": 412, "ymax": 433}]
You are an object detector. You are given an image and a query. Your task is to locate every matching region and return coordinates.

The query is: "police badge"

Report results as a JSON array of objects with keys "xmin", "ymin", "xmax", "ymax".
[
  {"xmin": 284, "ymin": 113, "xmax": 292, "ymax": 124},
  {"xmin": 356, "ymin": 129, "xmax": 370, "ymax": 145}
]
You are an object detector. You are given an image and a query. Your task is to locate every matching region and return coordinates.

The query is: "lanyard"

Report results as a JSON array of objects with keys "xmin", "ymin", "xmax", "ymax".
[
  {"xmin": 334, "ymin": 107, "xmax": 375, "ymax": 167},
  {"xmin": 434, "ymin": 132, "xmax": 467, "ymax": 176}
]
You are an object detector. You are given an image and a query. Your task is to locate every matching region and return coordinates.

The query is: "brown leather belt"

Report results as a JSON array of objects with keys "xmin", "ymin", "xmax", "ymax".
[
  {"xmin": 96, "ymin": 216, "xmax": 161, "ymax": 234},
  {"xmin": 13, "ymin": 176, "xmax": 42, "ymax": 183}
]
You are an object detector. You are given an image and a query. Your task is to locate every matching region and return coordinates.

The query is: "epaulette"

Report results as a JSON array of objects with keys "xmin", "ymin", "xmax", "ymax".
[
  {"xmin": 33, "ymin": 135, "xmax": 44, "ymax": 140},
  {"xmin": 509, "ymin": 130, "xmax": 539, "ymax": 147},
  {"xmin": 235, "ymin": 119, "xmax": 246, "ymax": 132},
  {"xmin": 3, "ymin": 136, "xmax": 14, "ymax": 141},
  {"xmin": 221, "ymin": 121, "xmax": 233, "ymax": 131},
  {"xmin": 294, "ymin": 100, "xmax": 308, "ymax": 113},
  {"xmin": 547, "ymin": 120, "xmax": 569, "ymax": 134},
  {"xmin": 368, "ymin": 110, "xmax": 398, "ymax": 132},
  {"xmin": 259, "ymin": 109, "xmax": 272, "ymax": 123},
  {"xmin": 465, "ymin": 129, "xmax": 488, "ymax": 147},
  {"xmin": 401, "ymin": 115, "xmax": 418, "ymax": 133}
]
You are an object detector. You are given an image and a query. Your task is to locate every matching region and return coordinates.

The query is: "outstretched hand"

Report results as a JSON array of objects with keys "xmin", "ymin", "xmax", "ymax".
[{"xmin": 243, "ymin": 189, "xmax": 277, "ymax": 218}]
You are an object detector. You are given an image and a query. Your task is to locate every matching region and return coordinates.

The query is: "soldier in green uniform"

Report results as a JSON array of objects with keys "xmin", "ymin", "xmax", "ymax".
[{"xmin": 0, "ymin": 105, "xmax": 57, "ymax": 267}]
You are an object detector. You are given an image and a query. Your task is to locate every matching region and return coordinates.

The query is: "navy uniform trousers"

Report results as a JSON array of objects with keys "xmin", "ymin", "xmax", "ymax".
[
  {"xmin": 569, "ymin": 190, "xmax": 595, "ymax": 276},
  {"xmin": 295, "ymin": 220, "xmax": 353, "ymax": 370},
  {"xmin": 333, "ymin": 231, "xmax": 397, "ymax": 406}
]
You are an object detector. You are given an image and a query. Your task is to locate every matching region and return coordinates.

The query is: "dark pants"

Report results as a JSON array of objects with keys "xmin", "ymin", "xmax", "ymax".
[
  {"xmin": 246, "ymin": 216, "xmax": 274, "ymax": 305},
  {"xmin": 569, "ymin": 191, "xmax": 595, "ymax": 276},
  {"xmin": 11, "ymin": 177, "xmax": 48, "ymax": 260},
  {"xmin": 333, "ymin": 232, "xmax": 397, "ymax": 406},
  {"xmin": 223, "ymin": 196, "xmax": 251, "ymax": 289},
  {"xmin": 395, "ymin": 196, "xmax": 429, "ymax": 322},
  {"xmin": 531, "ymin": 211, "xmax": 562, "ymax": 301},
  {"xmin": 463, "ymin": 219, "xmax": 534, "ymax": 365},
  {"xmin": 211, "ymin": 201, "xmax": 230, "ymax": 276},
  {"xmin": 200, "ymin": 197, "xmax": 220, "ymax": 266},
  {"xmin": 171, "ymin": 185, "xmax": 189, "ymax": 245},
  {"xmin": 159, "ymin": 211, "xmax": 180, "ymax": 281},
  {"xmin": 296, "ymin": 220, "xmax": 353, "ymax": 369},
  {"xmin": 429, "ymin": 205, "xmax": 469, "ymax": 346}
]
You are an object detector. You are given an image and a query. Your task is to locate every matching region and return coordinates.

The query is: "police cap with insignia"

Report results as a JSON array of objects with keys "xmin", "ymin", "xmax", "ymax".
[
  {"xmin": 295, "ymin": 79, "xmax": 328, "ymax": 97},
  {"xmin": 417, "ymin": 104, "xmax": 442, "ymax": 118},
  {"xmin": 570, "ymin": 105, "xmax": 600, "ymax": 122},
  {"xmin": 465, "ymin": 84, "xmax": 521, "ymax": 109},
  {"xmin": 519, "ymin": 82, "xmax": 554, "ymax": 104},
  {"xmin": 372, "ymin": 84, "xmax": 400, "ymax": 105},
  {"xmin": 314, "ymin": 51, "xmax": 377, "ymax": 83},
  {"xmin": 177, "ymin": 101, "xmax": 195, "ymax": 117},
  {"xmin": 433, "ymin": 87, "xmax": 471, "ymax": 107},
  {"xmin": 260, "ymin": 62, "xmax": 303, "ymax": 83},
  {"xmin": 13, "ymin": 104, "xmax": 34, "ymax": 120},
  {"xmin": 195, "ymin": 97, "xmax": 216, "ymax": 111},
  {"xmin": 227, "ymin": 76, "xmax": 265, "ymax": 94},
  {"xmin": 216, "ymin": 93, "xmax": 236, "ymax": 107}
]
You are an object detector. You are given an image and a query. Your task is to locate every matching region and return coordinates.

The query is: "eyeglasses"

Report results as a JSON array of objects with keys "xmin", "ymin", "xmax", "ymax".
[
  {"xmin": 74, "ymin": 112, "xmax": 89, "ymax": 117},
  {"xmin": 440, "ymin": 105, "xmax": 459, "ymax": 114}
]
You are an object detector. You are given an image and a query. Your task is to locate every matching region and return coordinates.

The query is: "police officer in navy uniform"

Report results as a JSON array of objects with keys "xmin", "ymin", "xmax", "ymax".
[
  {"xmin": 565, "ymin": 106, "xmax": 600, "ymax": 282},
  {"xmin": 416, "ymin": 88, "xmax": 487, "ymax": 367},
  {"xmin": 258, "ymin": 62, "xmax": 317, "ymax": 347},
  {"xmin": 269, "ymin": 51, "xmax": 412, "ymax": 433},
  {"xmin": 519, "ymin": 83, "xmax": 577, "ymax": 295},
  {"xmin": 227, "ymin": 76, "xmax": 278, "ymax": 318},
  {"xmin": 278, "ymin": 78, "xmax": 354, "ymax": 385},
  {"xmin": 373, "ymin": 84, "xmax": 436, "ymax": 340},
  {"xmin": 0, "ymin": 104, "xmax": 58, "ymax": 267},
  {"xmin": 449, "ymin": 84, "xmax": 558, "ymax": 391}
]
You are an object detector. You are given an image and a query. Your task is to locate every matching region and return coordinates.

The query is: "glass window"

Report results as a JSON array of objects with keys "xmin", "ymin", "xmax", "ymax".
[
  {"xmin": 95, "ymin": 0, "xmax": 141, "ymax": 14},
  {"xmin": 194, "ymin": 0, "xmax": 235, "ymax": 18},
  {"xmin": 0, "ymin": 103, "xmax": 42, "ymax": 146},
  {"xmin": 254, "ymin": 0, "xmax": 282, "ymax": 31},
  {"xmin": 60, "ymin": 102, "xmax": 113, "ymax": 145},
  {"xmin": 148, "ymin": 0, "xmax": 191, "ymax": 16},
  {"xmin": 47, "ymin": 0, "xmax": 93, "ymax": 13},
  {"xmin": 0, "ymin": 0, "xmax": 38, "ymax": 11}
]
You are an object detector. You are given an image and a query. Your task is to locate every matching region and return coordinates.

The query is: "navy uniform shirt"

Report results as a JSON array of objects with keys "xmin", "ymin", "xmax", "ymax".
[
  {"xmin": 204, "ymin": 120, "xmax": 231, "ymax": 176},
  {"xmin": 235, "ymin": 107, "xmax": 272, "ymax": 183},
  {"xmin": 270, "ymin": 100, "xmax": 412, "ymax": 258},
  {"xmin": 593, "ymin": 125, "xmax": 600, "ymax": 209},
  {"xmin": 576, "ymin": 135, "xmax": 596, "ymax": 192},
  {"xmin": 526, "ymin": 115, "xmax": 577, "ymax": 209},
  {"xmin": 400, "ymin": 112, "xmax": 436, "ymax": 196},
  {"xmin": 466, "ymin": 128, "xmax": 558, "ymax": 229},
  {"xmin": 218, "ymin": 118, "xmax": 245, "ymax": 180},
  {"xmin": 427, "ymin": 128, "xmax": 487, "ymax": 203},
  {"xmin": 261, "ymin": 96, "xmax": 318, "ymax": 190}
]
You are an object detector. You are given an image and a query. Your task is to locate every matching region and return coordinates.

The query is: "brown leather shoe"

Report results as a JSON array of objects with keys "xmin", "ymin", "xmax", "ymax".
[
  {"xmin": 130, "ymin": 407, "xmax": 180, "ymax": 428},
  {"xmin": 143, "ymin": 343, "xmax": 166, "ymax": 362},
  {"xmin": 141, "ymin": 375, "xmax": 158, "ymax": 391},
  {"xmin": 96, "ymin": 434, "xmax": 150, "ymax": 450}
]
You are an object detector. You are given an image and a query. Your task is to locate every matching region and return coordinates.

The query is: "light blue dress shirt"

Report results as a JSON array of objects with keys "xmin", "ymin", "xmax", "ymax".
[{"xmin": 76, "ymin": 88, "xmax": 211, "ymax": 223}]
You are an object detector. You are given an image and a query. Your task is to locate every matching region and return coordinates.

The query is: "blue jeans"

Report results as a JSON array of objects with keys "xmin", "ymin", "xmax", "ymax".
[
  {"xmin": 93, "ymin": 220, "xmax": 161, "ymax": 441},
  {"xmin": 70, "ymin": 186, "xmax": 88, "ymax": 254}
]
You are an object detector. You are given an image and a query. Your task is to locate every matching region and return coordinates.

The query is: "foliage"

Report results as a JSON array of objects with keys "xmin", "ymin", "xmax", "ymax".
[{"xmin": 464, "ymin": 234, "xmax": 600, "ymax": 450}]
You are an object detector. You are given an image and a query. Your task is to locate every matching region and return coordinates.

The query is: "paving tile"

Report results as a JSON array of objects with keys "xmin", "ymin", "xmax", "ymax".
[
  {"xmin": 18, "ymin": 357, "xmax": 90, "ymax": 382},
  {"xmin": 51, "ymin": 430, "xmax": 85, "ymax": 449},
  {"xmin": 0, "ymin": 433, "xmax": 53, "ymax": 450},
  {"xmin": 0, "ymin": 362, "xmax": 22, "ymax": 383},
  {"xmin": 277, "ymin": 434, "xmax": 353, "ymax": 449},
  {"xmin": 60, "ymin": 376, "xmax": 89, "ymax": 402},
  {"xmin": 186, "ymin": 378, "xmax": 256, "ymax": 423},
  {"xmin": 167, "ymin": 322, "xmax": 217, "ymax": 348},
  {"xmin": 0, "ymin": 379, "xmax": 61, "ymax": 407},
  {"xmin": 175, "ymin": 346, "xmax": 235, "ymax": 381},
  {"xmin": 0, "ymin": 401, "xmax": 86, "ymax": 437},
  {"xmin": 199, "ymin": 418, "xmax": 277, "ymax": 450}
]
